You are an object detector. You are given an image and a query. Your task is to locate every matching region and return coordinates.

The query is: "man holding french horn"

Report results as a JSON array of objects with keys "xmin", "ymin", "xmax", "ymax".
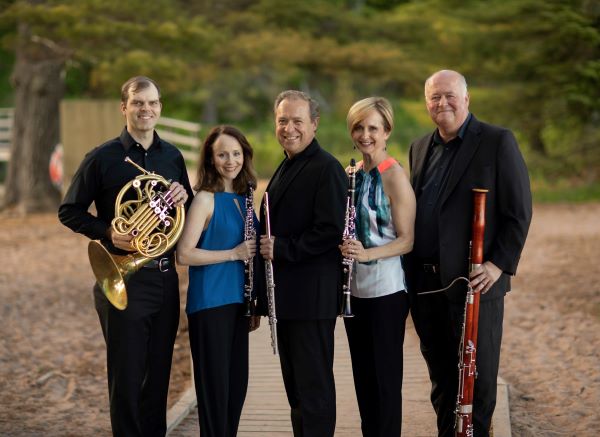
[{"xmin": 59, "ymin": 76, "xmax": 193, "ymax": 437}]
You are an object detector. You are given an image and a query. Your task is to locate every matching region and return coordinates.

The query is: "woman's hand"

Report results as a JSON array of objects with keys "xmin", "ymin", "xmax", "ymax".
[
  {"xmin": 233, "ymin": 239, "xmax": 256, "ymax": 261},
  {"xmin": 339, "ymin": 239, "xmax": 368, "ymax": 263}
]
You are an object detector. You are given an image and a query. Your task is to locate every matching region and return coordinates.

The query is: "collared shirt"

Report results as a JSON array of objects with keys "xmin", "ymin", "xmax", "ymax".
[
  {"xmin": 58, "ymin": 127, "xmax": 193, "ymax": 255},
  {"xmin": 413, "ymin": 113, "xmax": 472, "ymax": 260}
]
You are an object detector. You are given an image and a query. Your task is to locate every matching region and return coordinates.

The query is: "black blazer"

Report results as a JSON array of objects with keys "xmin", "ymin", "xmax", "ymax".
[
  {"xmin": 407, "ymin": 115, "xmax": 532, "ymax": 302},
  {"xmin": 258, "ymin": 139, "xmax": 347, "ymax": 319}
]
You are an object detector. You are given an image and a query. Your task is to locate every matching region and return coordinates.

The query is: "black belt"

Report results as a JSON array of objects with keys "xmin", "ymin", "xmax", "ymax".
[
  {"xmin": 423, "ymin": 263, "xmax": 440, "ymax": 274},
  {"xmin": 142, "ymin": 256, "xmax": 174, "ymax": 272}
]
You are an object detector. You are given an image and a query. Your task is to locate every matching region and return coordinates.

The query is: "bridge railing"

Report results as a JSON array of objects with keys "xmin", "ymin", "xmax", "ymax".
[
  {"xmin": 156, "ymin": 116, "xmax": 202, "ymax": 163},
  {"xmin": 0, "ymin": 108, "xmax": 14, "ymax": 163}
]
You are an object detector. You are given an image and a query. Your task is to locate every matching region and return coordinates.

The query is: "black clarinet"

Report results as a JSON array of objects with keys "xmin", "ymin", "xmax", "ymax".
[
  {"xmin": 340, "ymin": 159, "xmax": 357, "ymax": 318},
  {"xmin": 243, "ymin": 182, "xmax": 256, "ymax": 317}
]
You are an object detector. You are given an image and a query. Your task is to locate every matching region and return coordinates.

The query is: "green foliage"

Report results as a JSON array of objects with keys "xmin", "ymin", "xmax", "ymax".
[
  {"xmin": 0, "ymin": 0, "xmax": 598, "ymax": 198},
  {"xmin": 532, "ymin": 179, "xmax": 600, "ymax": 203}
]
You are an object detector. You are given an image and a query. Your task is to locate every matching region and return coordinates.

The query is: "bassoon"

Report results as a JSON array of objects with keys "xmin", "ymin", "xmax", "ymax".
[
  {"xmin": 243, "ymin": 182, "xmax": 256, "ymax": 317},
  {"xmin": 340, "ymin": 158, "xmax": 357, "ymax": 318},
  {"xmin": 455, "ymin": 188, "xmax": 488, "ymax": 437},
  {"xmin": 263, "ymin": 192, "xmax": 278, "ymax": 355}
]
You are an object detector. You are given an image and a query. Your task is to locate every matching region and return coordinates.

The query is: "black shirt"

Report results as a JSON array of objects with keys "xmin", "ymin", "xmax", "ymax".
[
  {"xmin": 413, "ymin": 114, "xmax": 472, "ymax": 260},
  {"xmin": 58, "ymin": 127, "xmax": 193, "ymax": 255},
  {"xmin": 266, "ymin": 138, "xmax": 319, "ymax": 203}
]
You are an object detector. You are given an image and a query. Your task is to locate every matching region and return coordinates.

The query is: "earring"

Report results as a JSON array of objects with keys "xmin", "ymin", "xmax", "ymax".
[{"xmin": 353, "ymin": 145, "xmax": 356, "ymax": 150}]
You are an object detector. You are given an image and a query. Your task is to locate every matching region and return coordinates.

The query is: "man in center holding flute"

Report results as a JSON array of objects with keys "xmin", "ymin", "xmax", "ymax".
[{"xmin": 258, "ymin": 90, "xmax": 347, "ymax": 437}]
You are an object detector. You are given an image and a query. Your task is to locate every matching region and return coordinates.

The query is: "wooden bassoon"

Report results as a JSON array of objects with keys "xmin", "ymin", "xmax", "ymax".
[{"xmin": 455, "ymin": 188, "xmax": 488, "ymax": 437}]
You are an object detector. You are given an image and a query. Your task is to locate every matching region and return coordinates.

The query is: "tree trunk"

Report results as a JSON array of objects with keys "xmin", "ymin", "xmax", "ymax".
[
  {"xmin": 3, "ymin": 43, "xmax": 65, "ymax": 213},
  {"xmin": 528, "ymin": 124, "xmax": 547, "ymax": 156}
]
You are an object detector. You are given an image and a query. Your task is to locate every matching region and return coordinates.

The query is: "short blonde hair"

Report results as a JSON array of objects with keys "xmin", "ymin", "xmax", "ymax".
[{"xmin": 346, "ymin": 97, "xmax": 394, "ymax": 134}]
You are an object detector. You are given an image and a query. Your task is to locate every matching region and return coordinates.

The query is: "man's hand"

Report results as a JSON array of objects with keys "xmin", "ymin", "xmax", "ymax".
[
  {"xmin": 260, "ymin": 235, "xmax": 275, "ymax": 260},
  {"xmin": 469, "ymin": 261, "xmax": 502, "ymax": 294},
  {"xmin": 249, "ymin": 315, "xmax": 261, "ymax": 332},
  {"xmin": 169, "ymin": 182, "xmax": 189, "ymax": 207},
  {"xmin": 108, "ymin": 227, "xmax": 134, "ymax": 251}
]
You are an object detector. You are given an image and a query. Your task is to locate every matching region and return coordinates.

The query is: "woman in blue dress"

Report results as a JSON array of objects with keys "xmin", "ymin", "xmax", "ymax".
[
  {"xmin": 340, "ymin": 97, "xmax": 416, "ymax": 436},
  {"xmin": 177, "ymin": 125, "xmax": 260, "ymax": 437}
]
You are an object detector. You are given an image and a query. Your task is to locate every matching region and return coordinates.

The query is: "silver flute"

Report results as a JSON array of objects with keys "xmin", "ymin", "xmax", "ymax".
[
  {"xmin": 340, "ymin": 158, "xmax": 356, "ymax": 318},
  {"xmin": 263, "ymin": 192, "xmax": 278, "ymax": 355},
  {"xmin": 243, "ymin": 182, "xmax": 256, "ymax": 317}
]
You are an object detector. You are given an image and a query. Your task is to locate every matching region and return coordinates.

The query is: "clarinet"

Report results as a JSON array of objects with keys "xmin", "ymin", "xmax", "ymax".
[
  {"xmin": 340, "ymin": 158, "xmax": 357, "ymax": 318},
  {"xmin": 243, "ymin": 182, "xmax": 257, "ymax": 317},
  {"xmin": 455, "ymin": 188, "xmax": 488, "ymax": 437},
  {"xmin": 263, "ymin": 192, "xmax": 278, "ymax": 355}
]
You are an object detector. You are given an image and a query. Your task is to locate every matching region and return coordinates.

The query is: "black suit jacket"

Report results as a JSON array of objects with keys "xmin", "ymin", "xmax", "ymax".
[
  {"xmin": 407, "ymin": 115, "xmax": 532, "ymax": 302},
  {"xmin": 258, "ymin": 139, "xmax": 347, "ymax": 319}
]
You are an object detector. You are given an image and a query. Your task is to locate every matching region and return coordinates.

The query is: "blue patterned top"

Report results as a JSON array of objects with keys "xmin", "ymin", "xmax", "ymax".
[{"xmin": 352, "ymin": 158, "xmax": 406, "ymax": 298}]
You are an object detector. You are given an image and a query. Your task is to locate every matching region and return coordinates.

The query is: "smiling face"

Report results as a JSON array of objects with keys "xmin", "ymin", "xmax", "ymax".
[
  {"xmin": 351, "ymin": 109, "xmax": 390, "ymax": 157},
  {"xmin": 121, "ymin": 83, "xmax": 162, "ymax": 138},
  {"xmin": 212, "ymin": 134, "xmax": 244, "ymax": 187},
  {"xmin": 275, "ymin": 98, "xmax": 318, "ymax": 158},
  {"xmin": 425, "ymin": 71, "xmax": 470, "ymax": 140}
]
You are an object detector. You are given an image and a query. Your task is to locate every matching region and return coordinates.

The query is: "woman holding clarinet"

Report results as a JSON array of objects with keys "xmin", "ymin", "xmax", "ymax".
[
  {"xmin": 176, "ymin": 125, "xmax": 260, "ymax": 437},
  {"xmin": 339, "ymin": 97, "xmax": 416, "ymax": 436}
]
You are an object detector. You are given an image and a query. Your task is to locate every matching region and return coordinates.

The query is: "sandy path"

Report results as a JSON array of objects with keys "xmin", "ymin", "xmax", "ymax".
[{"xmin": 0, "ymin": 203, "xmax": 598, "ymax": 436}]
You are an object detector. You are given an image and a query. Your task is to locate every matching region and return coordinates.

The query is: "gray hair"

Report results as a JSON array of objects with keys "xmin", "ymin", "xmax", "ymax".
[{"xmin": 273, "ymin": 90, "xmax": 320, "ymax": 121}]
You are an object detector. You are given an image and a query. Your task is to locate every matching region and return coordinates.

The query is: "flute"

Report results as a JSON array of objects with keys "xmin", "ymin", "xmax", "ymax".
[
  {"xmin": 455, "ymin": 188, "xmax": 488, "ymax": 437},
  {"xmin": 340, "ymin": 158, "xmax": 357, "ymax": 318},
  {"xmin": 243, "ymin": 182, "xmax": 256, "ymax": 317},
  {"xmin": 263, "ymin": 192, "xmax": 278, "ymax": 355}
]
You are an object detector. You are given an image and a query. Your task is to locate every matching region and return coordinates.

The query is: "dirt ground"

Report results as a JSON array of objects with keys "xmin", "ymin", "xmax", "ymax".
[{"xmin": 0, "ymin": 203, "xmax": 599, "ymax": 436}]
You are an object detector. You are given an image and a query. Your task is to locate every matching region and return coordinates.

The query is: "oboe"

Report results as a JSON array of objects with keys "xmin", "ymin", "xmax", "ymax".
[
  {"xmin": 340, "ymin": 158, "xmax": 357, "ymax": 318},
  {"xmin": 243, "ymin": 182, "xmax": 256, "ymax": 317},
  {"xmin": 263, "ymin": 192, "xmax": 278, "ymax": 355},
  {"xmin": 455, "ymin": 188, "xmax": 488, "ymax": 437}
]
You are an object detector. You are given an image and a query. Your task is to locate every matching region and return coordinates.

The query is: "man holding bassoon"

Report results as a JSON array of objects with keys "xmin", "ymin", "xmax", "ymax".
[{"xmin": 405, "ymin": 70, "xmax": 532, "ymax": 437}]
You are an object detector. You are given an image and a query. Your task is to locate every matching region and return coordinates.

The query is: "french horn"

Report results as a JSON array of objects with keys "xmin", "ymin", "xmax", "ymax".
[{"xmin": 88, "ymin": 157, "xmax": 186, "ymax": 310}]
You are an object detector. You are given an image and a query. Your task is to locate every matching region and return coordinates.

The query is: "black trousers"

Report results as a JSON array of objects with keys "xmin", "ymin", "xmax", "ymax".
[
  {"xmin": 277, "ymin": 319, "xmax": 337, "ymax": 437},
  {"xmin": 94, "ymin": 267, "xmax": 180, "ymax": 437},
  {"xmin": 409, "ymin": 271, "xmax": 503, "ymax": 437},
  {"xmin": 344, "ymin": 291, "xmax": 409, "ymax": 437},
  {"xmin": 188, "ymin": 303, "xmax": 249, "ymax": 437}
]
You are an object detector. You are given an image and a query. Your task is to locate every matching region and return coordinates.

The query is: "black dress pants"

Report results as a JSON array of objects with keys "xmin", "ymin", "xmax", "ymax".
[
  {"xmin": 344, "ymin": 291, "xmax": 410, "ymax": 437},
  {"xmin": 94, "ymin": 267, "xmax": 180, "ymax": 437},
  {"xmin": 188, "ymin": 303, "xmax": 249, "ymax": 437},
  {"xmin": 277, "ymin": 319, "xmax": 337, "ymax": 437},
  {"xmin": 409, "ymin": 271, "xmax": 503, "ymax": 437}
]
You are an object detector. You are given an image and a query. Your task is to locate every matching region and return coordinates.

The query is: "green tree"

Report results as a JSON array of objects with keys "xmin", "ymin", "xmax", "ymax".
[{"xmin": 0, "ymin": 0, "xmax": 215, "ymax": 212}]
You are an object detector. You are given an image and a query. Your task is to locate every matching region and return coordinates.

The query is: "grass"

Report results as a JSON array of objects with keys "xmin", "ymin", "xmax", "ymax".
[{"xmin": 531, "ymin": 180, "xmax": 600, "ymax": 203}]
